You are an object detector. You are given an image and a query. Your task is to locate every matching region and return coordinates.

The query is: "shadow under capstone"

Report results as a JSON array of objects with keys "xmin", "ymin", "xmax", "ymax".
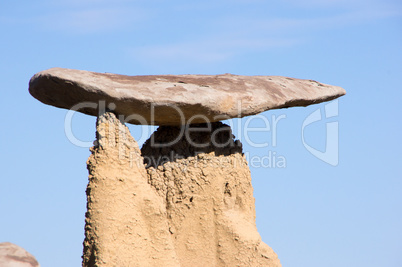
[{"xmin": 141, "ymin": 122, "xmax": 243, "ymax": 169}]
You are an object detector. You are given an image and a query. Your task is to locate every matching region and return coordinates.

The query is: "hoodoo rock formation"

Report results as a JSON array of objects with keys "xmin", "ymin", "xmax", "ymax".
[{"xmin": 28, "ymin": 68, "xmax": 346, "ymax": 266}]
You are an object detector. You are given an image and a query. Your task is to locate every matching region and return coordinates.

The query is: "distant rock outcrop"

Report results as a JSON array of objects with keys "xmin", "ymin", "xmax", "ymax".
[{"xmin": 0, "ymin": 242, "xmax": 40, "ymax": 267}]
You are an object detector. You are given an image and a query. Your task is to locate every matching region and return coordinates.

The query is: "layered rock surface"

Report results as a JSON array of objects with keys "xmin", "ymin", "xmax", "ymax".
[
  {"xmin": 84, "ymin": 112, "xmax": 281, "ymax": 266},
  {"xmin": 29, "ymin": 68, "xmax": 346, "ymax": 125},
  {"xmin": 0, "ymin": 242, "xmax": 40, "ymax": 267}
]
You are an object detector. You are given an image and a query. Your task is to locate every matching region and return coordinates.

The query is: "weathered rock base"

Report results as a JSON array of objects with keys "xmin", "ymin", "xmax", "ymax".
[{"xmin": 83, "ymin": 112, "xmax": 281, "ymax": 267}]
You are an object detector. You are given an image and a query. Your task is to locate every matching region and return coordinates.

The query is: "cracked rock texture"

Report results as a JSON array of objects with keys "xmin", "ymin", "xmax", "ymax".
[{"xmin": 83, "ymin": 112, "xmax": 281, "ymax": 267}]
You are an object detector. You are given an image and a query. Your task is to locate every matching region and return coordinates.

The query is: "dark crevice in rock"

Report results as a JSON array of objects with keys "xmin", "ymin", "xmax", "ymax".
[{"xmin": 141, "ymin": 122, "xmax": 242, "ymax": 168}]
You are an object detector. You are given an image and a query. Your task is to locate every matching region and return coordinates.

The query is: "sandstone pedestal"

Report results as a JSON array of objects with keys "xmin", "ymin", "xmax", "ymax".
[{"xmin": 83, "ymin": 112, "xmax": 281, "ymax": 266}]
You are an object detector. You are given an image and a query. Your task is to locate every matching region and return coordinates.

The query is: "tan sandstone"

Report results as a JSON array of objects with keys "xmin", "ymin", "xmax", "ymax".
[
  {"xmin": 83, "ymin": 112, "xmax": 180, "ymax": 266},
  {"xmin": 83, "ymin": 112, "xmax": 281, "ymax": 266}
]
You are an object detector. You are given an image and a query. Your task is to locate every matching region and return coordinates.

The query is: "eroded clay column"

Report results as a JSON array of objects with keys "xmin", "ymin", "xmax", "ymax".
[
  {"xmin": 83, "ymin": 112, "xmax": 179, "ymax": 267},
  {"xmin": 141, "ymin": 123, "xmax": 281, "ymax": 267}
]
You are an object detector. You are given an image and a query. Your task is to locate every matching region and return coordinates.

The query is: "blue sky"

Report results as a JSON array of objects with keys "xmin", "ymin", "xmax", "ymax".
[{"xmin": 1, "ymin": 0, "xmax": 401, "ymax": 266}]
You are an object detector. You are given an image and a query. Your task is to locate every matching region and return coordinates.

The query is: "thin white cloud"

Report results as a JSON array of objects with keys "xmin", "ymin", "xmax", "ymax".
[
  {"xmin": 14, "ymin": 0, "xmax": 398, "ymax": 65},
  {"xmin": 282, "ymin": 0, "xmax": 358, "ymax": 8},
  {"xmin": 127, "ymin": 0, "xmax": 402, "ymax": 67},
  {"xmin": 218, "ymin": 3, "xmax": 402, "ymax": 35},
  {"xmin": 282, "ymin": 0, "xmax": 401, "ymax": 10},
  {"xmin": 45, "ymin": 0, "xmax": 133, "ymax": 8},
  {"xmin": 308, "ymin": 3, "xmax": 402, "ymax": 25},
  {"xmin": 1, "ymin": 0, "xmax": 151, "ymax": 34},
  {"xmin": 133, "ymin": 44, "xmax": 231, "ymax": 64},
  {"xmin": 37, "ymin": 7, "xmax": 147, "ymax": 34},
  {"xmin": 130, "ymin": 37, "xmax": 302, "ymax": 65}
]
